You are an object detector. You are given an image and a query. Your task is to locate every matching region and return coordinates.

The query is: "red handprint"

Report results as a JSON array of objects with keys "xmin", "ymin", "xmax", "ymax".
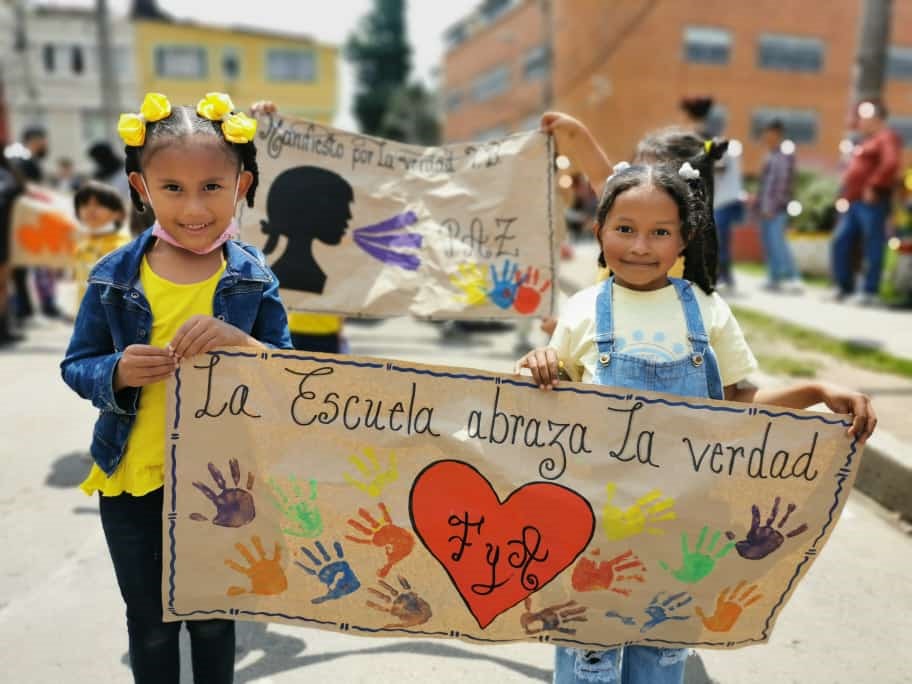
[
  {"xmin": 571, "ymin": 549, "xmax": 646, "ymax": 595},
  {"xmin": 513, "ymin": 267, "xmax": 551, "ymax": 314},
  {"xmin": 345, "ymin": 503, "xmax": 415, "ymax": 578}
]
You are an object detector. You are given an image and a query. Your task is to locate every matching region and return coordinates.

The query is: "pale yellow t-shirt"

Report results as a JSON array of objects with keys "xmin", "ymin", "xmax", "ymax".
[
  {"xmin": 549, "ymin": 281, "xmax": 757, "ymax": 386},
  {"xmin": 81, "ymin": 256, "xmax": 226, "ymax": 496}
]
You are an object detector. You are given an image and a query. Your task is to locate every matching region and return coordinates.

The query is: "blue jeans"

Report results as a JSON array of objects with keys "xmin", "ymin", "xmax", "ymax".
[
  {"xmin": 100, "ymin": 488, "xmax": 235, "ymax": 683},
  {"xmin": 831, "ymin": 199, "xmax": 888, "ymax": 296},
  {"xmin": 554, "ymin": 646, "xmax": 689, "ymax": 683},
  {"xmin": 759, "ymin": 212, "xmax": 799, "ymax": 283},
  {"xmin": 713, "ymin": 201, "xmax": 742, "ymax": 286}
]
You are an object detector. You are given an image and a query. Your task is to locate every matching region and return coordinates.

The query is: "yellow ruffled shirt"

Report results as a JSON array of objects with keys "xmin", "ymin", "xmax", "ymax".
[
  {"xmin": 74, "ymin": 229, "xmax": 132, "ymax": 305},
  {"xmin": 81, "ymin": 256, "xmax": 226, "ymax": 497}
]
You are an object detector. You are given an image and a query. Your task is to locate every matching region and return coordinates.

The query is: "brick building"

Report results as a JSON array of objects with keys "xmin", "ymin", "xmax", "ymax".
[{"xmin": 443, "ymin": 0, "xmax": 912, "ymax": 175}]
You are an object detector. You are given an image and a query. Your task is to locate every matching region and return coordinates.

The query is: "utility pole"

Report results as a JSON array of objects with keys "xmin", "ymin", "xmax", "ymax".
[
  {"xmin": 540, "ymin": 0, "xmax": 554, "ymax": 110},
  {"xmin": 13, "ymin": 0, "xmax": 38, "ymax": 102},
  {"xmin": 95, "ymin": 0, "xmax": 121, "ymax": 144},
  {"xmin": 853, "ymin": 0, "xmax": 892, "ymax": 104}
]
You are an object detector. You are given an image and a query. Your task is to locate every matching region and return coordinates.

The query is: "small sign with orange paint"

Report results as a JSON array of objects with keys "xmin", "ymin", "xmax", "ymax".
[
  {"xmin": 164, "ymin": 351, "xmax": 861, "ymax": 650},
  {"xmin": 10, "ymin": 186, "xmax": 79, "ymax": 268}
]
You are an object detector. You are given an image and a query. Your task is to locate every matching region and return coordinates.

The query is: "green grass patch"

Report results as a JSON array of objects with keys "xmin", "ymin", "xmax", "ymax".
[
  {"xmin": 734, "ymin": 262, "xmax": 831, "ymax": 289},
  {"xmin": 755, "ymin": 353, "xmax": 821, "ymax": 378},
  {"xmin": 732, "ymin": 305, "xmax": 912, "ymax": 379}
]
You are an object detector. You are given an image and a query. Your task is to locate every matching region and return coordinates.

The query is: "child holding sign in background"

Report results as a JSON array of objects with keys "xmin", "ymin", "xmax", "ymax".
[
  {"xmin": 61, "ymin": 92, "xmax": 291, "ymax": 684},
  {"xmin": 72, "ymin": 180, "xmax": 131, "ymax": 306},
  {"xmin": 517, "ymin": 161, "xmax": 876, "ymax": 684}
]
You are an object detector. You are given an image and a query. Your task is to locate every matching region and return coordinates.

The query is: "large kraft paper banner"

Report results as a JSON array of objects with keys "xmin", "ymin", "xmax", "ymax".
[
  {"xmin": 10, "ymin": 186, "xmax": 79, "ymax": 268},
  {"xmin": 241, "ymin": 115, "xmax": 558, "ymax": 319},
  {"xmin": 164, "ymin": 350, "xmax": 860, "ymax": 651}
]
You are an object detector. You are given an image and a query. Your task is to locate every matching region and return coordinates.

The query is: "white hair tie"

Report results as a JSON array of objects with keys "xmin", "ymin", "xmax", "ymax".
[
  {"xmin": 678, "ymin": 162, "xmax": 701, "ymax": 180},
  {"xmin": 607, "ymin": 161, "xmax": 631, "ymax": 182}
]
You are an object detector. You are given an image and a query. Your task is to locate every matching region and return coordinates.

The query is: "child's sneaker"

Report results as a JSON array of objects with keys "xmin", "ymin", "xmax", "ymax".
[{"xmin": 782, "ymin": 278, "xmax": 805, "ymax": 294}]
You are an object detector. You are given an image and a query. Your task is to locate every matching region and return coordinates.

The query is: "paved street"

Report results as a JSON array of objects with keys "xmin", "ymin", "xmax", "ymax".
[{"xmin": 1, "ymin": 309, "xmax": 911, "ymax": 683}]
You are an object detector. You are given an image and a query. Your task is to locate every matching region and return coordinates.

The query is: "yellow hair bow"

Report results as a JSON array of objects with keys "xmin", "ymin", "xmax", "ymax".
[
  {"xmin": 197, "ymin": 92, "xmax": 257, "ymax": 144},
  {"xmin": 117, "ymin": 92, "xmax": 172, "ymax": 147}
]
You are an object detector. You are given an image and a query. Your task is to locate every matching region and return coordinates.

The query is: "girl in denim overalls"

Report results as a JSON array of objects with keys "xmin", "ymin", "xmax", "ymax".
[
  {"xmin": 61, "ymin": 93, "xmax": 292, "ymax": 684},
  {"xmin": 519, "ymin": 161, "xmax": 876, "ymax": 684}
]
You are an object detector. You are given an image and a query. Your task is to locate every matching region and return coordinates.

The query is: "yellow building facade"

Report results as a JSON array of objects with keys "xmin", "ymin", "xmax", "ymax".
[{"xmin": 132, "ymin": 19, "xmax": 337, "ymax": 122}]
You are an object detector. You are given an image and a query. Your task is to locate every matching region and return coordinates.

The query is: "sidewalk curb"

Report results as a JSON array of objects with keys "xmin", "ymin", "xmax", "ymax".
[{"xmin": 855, "ymin": 431, "xmax": 912, "ymax": 522}]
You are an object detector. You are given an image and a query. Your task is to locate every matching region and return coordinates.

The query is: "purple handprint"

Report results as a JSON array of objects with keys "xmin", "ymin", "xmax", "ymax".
[
  {"xmin": 487, "ymin": 259, "xmax": 527, "ymax": 309},
  {"xmin": 726, "ymin": 497, "xmax": 808, "ymax": 560},
  {"xmin": 190, "ymin": 459, "xmax": 256, "ymax": 528}
]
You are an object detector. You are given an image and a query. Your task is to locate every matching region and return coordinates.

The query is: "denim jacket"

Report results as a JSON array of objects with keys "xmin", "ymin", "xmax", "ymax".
[{"xmin": 61, "ymin": 228, "xmax": 292, "ymax": 475}]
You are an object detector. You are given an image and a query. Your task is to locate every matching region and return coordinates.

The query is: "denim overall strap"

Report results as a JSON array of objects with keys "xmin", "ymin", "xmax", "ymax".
[
  {"xmin": 593, "ymin": 275, "xmax": 616, "ymax": 366},
  {"xmin": 670, "ymin": 277, "xmax": 724, "ymax": 400}
]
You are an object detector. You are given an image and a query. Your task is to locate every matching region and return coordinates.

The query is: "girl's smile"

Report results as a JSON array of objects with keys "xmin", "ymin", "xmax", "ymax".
[
  {"xmin": 595, "ymin": 183, "xmax": 685, "ymax": 291},
  {"xmin": 128, "ymin": 137, "xmax": 252, "ymax": 254}
]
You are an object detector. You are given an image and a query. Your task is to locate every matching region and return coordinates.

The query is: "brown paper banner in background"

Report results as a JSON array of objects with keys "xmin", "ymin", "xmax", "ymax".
[
  {"xmin": 241, "ymin": 116, "xmax": 559, "ymax": 319},
  {"xmin": 164, "ymin": 350, "xmax": 860, "ymax": 650},
  {"xmin": 9, "ymin": 186, "xmax": 79, "ymax": 268}
]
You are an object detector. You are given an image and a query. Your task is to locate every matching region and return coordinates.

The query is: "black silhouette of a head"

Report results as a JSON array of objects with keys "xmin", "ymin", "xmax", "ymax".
[{"xmin": 261, "ymin": 166, "xmax": 354, "ymax": 247}]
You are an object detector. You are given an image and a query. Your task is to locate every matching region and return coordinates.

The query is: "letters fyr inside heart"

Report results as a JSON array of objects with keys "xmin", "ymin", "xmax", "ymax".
[{"xmin": 409, "ymin": 460, "xmax": 595, "ymax": 629}]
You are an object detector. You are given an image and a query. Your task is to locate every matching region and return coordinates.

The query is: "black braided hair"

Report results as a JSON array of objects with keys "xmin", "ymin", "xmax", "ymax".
[
  {"xmin": 124, "ymin": 104, "xmax": 259, "ymax": 213},
  {"xmin": 593, "ymin": 163, "xmax": 716, "ymax": 294}
]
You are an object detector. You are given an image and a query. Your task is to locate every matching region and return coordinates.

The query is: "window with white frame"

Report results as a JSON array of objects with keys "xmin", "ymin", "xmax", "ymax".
[
  {"xmin": 683, "ymin": 26, "xmax": 732, "ymax": 65},
  {"xmin": 266, "ymin": 49, "xmax": 315, "ymax": 82},
  {"xmin": 751, "ymin": 108, "xmax": 819, "ymax": 143},
  {"xmin": 472, "ymin": 66, "xmax": 509, "ymax": 102},
  {"xmin": 523, "ymin": 45, "xmax": 548, "ymax": 80},
  {"xmin": 888, "ymin": 46, "xmax": 912, "ymax": 80},
  {"xmin": 757, "ymin": 34, "xmax": 823, "ymax": 72},
  {"xmin": 222, "ymin": 48, "xmax": 241, "ymax": 80},
  {"xmin": 82, "ymin": 110, "xmax": 108, "ymax": 144},
  {"xmin": 155, "ymin": 45, "xmax": 207, "ymax": 79},
  {"xmin": 889, "ymin": 117, "xmax": 912, "ymax": 148},
  {"xmin": 445, "ymin": 89, "xmax": 463, "ymax": 112}
]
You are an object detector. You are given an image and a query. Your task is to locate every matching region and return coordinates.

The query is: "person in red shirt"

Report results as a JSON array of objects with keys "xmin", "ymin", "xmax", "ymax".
[{"xmin": 831, "ymin": 100, "xmax": 903, "ymax": 304}]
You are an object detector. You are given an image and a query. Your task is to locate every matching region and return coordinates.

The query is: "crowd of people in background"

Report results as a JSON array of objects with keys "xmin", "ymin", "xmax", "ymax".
[
  {"xmin": 0, "ymin": 92, "xmax": 909, "ymax": 353},
  {"xmin": 0, "ymin": 126, "xmax": 137, "ymax": 347}
]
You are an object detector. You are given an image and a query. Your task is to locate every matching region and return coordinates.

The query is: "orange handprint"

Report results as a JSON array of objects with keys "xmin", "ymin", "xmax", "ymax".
[
  {"xmin": 513, "ymin": 267, "xmax": 552, "ymax": 314},
  {"xmin": 345, "ymin": 502, "xmax": 415, "ymax": 578},
  {"xmin": 571, "ymin": 548, "xmax": 646, "ymax": 595},
  {"xmin": 695, "ymin": 581, "xmax": 762, "ymax": 632},
  {"xmin": 224, "ymin": 536, "xmax": 288, "ymax": 597}
]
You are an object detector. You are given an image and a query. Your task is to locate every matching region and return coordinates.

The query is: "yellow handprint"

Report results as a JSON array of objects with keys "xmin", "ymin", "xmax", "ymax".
[
  {"xmin": 602, "ymin": 482, "xmax": 677, "ymax": 541},
  {"xmin": 344, "ymin": 447, "xmax": 398, "ymax": 497},
  {"xmin": 450, "ymin": 262, "xmax": 491, "ymax": 307}
]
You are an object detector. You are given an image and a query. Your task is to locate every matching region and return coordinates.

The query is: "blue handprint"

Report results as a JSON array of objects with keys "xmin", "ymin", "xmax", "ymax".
[
  {"xmin": 296, "ymin": 540, "xmax": 361, "ymax": 604},
  {"xmin": 487, "ymin": 260, "xmax": 527, "ymax": 309},
  {"xmin": 641, "ymin": 591, "xmax": 693, "ymax": 633}
]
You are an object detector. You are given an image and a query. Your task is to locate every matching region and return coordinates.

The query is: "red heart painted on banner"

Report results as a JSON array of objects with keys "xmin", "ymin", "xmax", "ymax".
[{"xmin": 409, "ymin": 460, "xmax": 594, "ymax": 629}]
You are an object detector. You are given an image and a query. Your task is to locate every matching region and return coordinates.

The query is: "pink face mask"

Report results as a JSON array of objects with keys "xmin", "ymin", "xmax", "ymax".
[{"xmin": 143, "ymin": 176, "xmax": 241, "ymax": 255}]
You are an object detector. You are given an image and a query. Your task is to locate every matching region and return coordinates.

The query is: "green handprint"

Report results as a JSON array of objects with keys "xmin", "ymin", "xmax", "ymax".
[
  {"xmin": 269, "ymin": 476, "xmax": 323, "ymax": 537},
  {"xmin": 659, "ymin": 526, "xmax": 734, "ymax": 584}
]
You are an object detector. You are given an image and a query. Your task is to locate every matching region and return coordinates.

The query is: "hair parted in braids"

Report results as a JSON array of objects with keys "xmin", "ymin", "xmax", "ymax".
[
  {"xmin": 594, "ymin": 162, "xmax": 717, "ymax": 295},
  {"xmin": 631, "ymin": 127, "xmax": 729, "ymax": 286},
  {"xmin": 124, "ymin": 105, "xmax": 259, "ymax": 213}
]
